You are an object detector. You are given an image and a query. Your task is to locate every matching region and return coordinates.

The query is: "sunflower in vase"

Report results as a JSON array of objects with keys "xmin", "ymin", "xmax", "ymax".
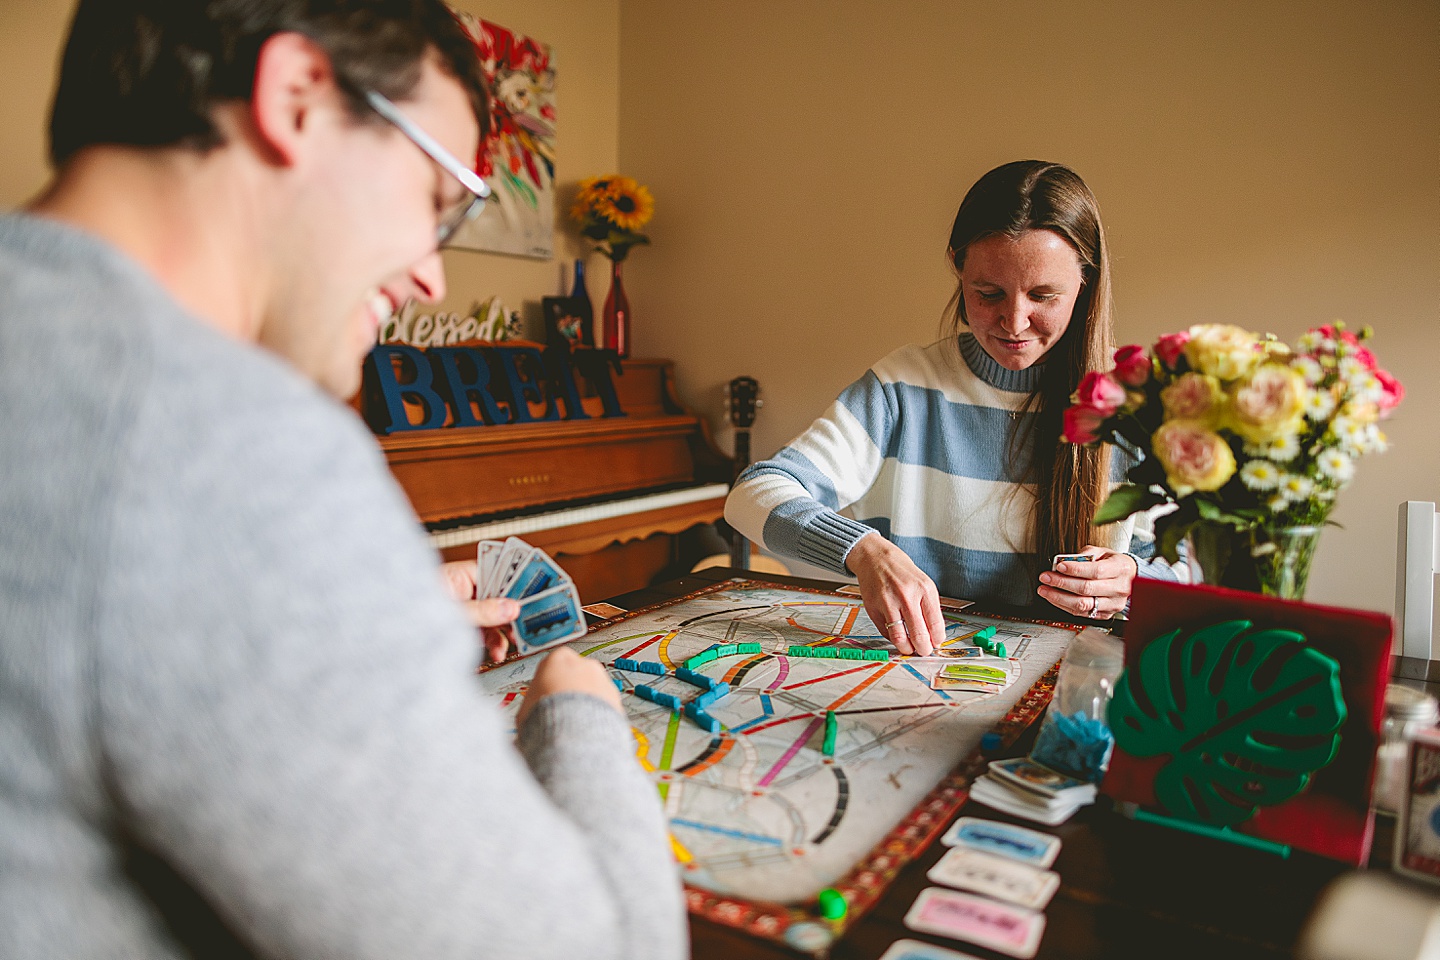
[{"xmin": 570, "ymin": 175, "xmax": 653, "ymax": 262}]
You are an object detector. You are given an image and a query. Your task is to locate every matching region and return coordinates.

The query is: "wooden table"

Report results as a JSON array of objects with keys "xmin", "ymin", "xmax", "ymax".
[{"xmin": 604, "ymin": 566, "xmax": 1419, "ymax": 960}]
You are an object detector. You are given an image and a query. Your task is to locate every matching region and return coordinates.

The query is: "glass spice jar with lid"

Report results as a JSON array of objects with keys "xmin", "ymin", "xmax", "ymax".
[{"xmin": 1374, "ymin": 682, "xmax": 1439, "ymax": 816}]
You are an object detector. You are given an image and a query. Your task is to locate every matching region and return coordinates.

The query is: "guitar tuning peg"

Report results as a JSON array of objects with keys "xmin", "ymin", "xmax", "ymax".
[{"xmin": 755, "ymin": 399, "xmax": 764, "ymax": 409}]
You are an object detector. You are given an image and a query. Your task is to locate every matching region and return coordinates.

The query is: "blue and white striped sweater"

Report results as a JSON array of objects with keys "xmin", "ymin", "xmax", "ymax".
[{"xmin": 725, "ymin": 334, "xmax": 1188, "ymax": 607}]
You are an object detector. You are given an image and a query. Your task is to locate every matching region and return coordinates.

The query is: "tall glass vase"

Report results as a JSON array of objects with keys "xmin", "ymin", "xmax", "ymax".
[
  {"xmin": 602, "ymin": 259, "xmax": 630, "ymax": 358},
  {"xmin": 1186, "ymin": 524, "xmax": 1321, "ymax": 600},
  {"xmin": 1250, "ymin": 525, "xmax": 1322, "ymax": 600}
]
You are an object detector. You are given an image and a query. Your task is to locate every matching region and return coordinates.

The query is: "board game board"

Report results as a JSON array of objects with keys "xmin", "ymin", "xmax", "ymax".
[{"xmin": 477, "ymin": 579, "xmax": 1083, "ymax": 953}]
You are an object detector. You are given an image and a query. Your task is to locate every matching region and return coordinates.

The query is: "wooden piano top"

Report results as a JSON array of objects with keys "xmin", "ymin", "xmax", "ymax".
[{"xmin": 367, "ymin": 357, "xmax": 733, "ymax": 527}]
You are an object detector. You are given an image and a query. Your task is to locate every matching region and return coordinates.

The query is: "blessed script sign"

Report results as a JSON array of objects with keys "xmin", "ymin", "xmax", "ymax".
[{"xmin": 361, "ymin": 342, "xmax": 625, "ymax": 434}]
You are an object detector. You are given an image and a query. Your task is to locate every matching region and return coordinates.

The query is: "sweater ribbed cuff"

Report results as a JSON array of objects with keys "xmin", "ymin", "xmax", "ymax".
[
  {"xmin": 794, "ymin": 511, "xmax": 877, "ymax": 574},
  {"xmin": 516, "ymin": 692, "xmax": 630, "ymax": 762}
]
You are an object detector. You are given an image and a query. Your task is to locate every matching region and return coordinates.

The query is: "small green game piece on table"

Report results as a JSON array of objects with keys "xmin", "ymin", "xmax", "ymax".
[
  {"xmin": 817, "ymin": 887, "xmax": 847, "ymax": 920},
  {"xmin": 822, "ymin": 710, "xmax": 838, "ymax": 756}
]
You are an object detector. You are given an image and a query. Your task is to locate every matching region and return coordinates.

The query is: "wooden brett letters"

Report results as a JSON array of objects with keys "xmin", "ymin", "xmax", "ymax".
[{"xmin": 362, "ymin": 342, "xmax": 625, "ymax": 434}]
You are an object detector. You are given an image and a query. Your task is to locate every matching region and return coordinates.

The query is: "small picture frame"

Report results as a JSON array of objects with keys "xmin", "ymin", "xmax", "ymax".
[
  {"xmin": 542, "ymin": 296, "xmax": 590, "ymax": 349},
  {"xmin": 1394, "ymin": 725, "xmax": 1440, "ymax": 884}
]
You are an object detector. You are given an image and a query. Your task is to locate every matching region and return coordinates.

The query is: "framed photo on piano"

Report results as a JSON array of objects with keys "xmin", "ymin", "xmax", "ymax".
[{"xmin": 542, "ymin": 295, "xmax": 590, "ymax": 349}]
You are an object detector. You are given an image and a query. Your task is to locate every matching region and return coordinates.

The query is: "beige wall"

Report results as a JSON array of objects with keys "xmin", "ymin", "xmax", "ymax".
[
  {"xmin": 618, "ymin": 0, "xmax": 1440, "ymax": 627},
  {"xmin": 2, "ymin": 1, "xmax": 1436, "ymax": 628},
  {"xmin": 0, "ymin": 0, "xmax": 620, "ymax": 332}
]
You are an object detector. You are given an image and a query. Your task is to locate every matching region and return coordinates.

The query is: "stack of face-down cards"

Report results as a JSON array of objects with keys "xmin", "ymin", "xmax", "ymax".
[
  {"xmin": 968, "ymin": 756, "xmax": 1098, "ymax": 826},
  {"xmin": 931, "ymin": 659, "xmax": 1012, "ymax": 694},
  {"xmin": 900, "ymin": 817, "xmax": 1060, "ymax": 958},
  {"xmin": 477, "ymin": 537, "xmax": 587, "ymax": 656}
]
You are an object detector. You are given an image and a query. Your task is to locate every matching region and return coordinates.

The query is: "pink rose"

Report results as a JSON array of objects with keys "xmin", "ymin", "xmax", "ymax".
[
  {"xmin": 1112, "ymin": 345, "xmax": 1151, "ymax": 387},
  {"xmin": 1151, "ymin": 420, "xmax": 1236, "ymax": 496},
  {"xmin": 1063, "ymin": 404, "xmax": 1107, "ymax": 444},
  {"xmin": 1154, "ymin": 331, "xmax": 1191, "ymax": 370},
  {"xmin": 1160, "ymin": 372, "xmax": 1223, "ymax": 423},
  {"xmin": 1376, "ymin": 368, "xmax": 1404, "ymax": 413},
  {"xmin": 1352, "ymin": 345, "xmax": 1378, "ymax": 371},
  {"xmin": 1075, "ymin": 371, "xmax": 1127, "ymax": 416},
  {"xmin": 1227, "ymin": 363, "xmax": 1305, "ymax": 443}
]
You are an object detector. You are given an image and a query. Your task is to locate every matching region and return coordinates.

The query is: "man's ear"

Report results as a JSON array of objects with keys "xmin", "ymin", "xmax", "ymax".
[{"xmin": 249, "ymin": 32, "xmax": 341, "ymax": 166}]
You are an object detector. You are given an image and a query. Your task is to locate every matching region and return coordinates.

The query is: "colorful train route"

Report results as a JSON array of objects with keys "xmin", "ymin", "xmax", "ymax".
[{"xmin": 476, "ymin": 579, "xmax": 1081, "ymax": 908}]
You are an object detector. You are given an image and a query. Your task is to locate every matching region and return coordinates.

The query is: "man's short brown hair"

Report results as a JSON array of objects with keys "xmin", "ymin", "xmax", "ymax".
[{"xmin": 49, "ymin": 0, "xmax": 490, "ymax": 166}]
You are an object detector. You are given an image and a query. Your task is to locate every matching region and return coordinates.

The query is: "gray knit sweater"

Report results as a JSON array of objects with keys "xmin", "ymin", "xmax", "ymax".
[{"xmin": 0, "ymin": 214, "xmax": 686, "ymax": 960}]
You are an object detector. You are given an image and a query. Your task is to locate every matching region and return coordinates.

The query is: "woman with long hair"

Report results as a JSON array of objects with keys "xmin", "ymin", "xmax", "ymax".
[{"xmin": 726, "ymin": 160, "xmax": 1184, "ymax": 655}]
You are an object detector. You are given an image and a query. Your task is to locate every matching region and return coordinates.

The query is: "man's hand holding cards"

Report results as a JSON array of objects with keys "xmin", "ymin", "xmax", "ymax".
[{"xmin": 476, "ymin": 538, "xmax": 588, "ymax": 659}]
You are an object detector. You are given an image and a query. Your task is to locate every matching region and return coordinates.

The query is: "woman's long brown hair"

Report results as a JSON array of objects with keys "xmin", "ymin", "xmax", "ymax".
[{"xmin": 945, "ymin": 161, "xmax": 1114, "ymax": 568}]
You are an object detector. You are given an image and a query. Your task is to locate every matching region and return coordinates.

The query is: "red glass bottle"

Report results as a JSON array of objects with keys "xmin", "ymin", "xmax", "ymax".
[{"xmin": 602, "ymin": 259, "xmax": 630, "ymax": 358}]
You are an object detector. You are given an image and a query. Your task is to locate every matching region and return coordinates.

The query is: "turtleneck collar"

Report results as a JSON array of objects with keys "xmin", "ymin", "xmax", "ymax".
[{"xmin": 957, "ymin": 332, "xmax": 1046, "ymax": 393}]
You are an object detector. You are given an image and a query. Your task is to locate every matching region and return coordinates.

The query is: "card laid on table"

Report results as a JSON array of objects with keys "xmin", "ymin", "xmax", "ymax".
[
  {"xmin": 903, "ymin": 887, "xmax": 1045, "ymax": 958},
  {"xmin": 877, "ymin": 939, "xmax": 984, "ymax": 960},
  {"xmin": 940, "ymin": 817, "xmax": 1061, "ymax": 868},
  {"xmin": 938, "ymin": 662, "xmax": 1010, "ymax": 685},
  {"xmin": 926, "ymin": 846, "xmax": 1060, "ymax": 910},
  {"xmin": 987, "ymin": 757, "xmax": 1094, "ymax": 799}
]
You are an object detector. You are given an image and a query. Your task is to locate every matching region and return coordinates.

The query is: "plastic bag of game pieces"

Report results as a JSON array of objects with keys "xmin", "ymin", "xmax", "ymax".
[{"xmin": 1029, "ymin": 628, "xmax": 1123, "ymax": 782}]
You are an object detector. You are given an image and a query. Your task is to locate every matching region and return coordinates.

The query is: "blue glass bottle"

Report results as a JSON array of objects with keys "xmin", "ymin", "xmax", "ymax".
[{"xmin": 570, "ymin": 259, "xmax": 594, "ymax": 348}]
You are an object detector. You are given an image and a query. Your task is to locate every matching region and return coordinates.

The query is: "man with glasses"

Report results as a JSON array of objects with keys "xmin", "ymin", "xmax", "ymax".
[{"xmin": 0, "ymin": 2, "xmax": 684, "ymax": 959}]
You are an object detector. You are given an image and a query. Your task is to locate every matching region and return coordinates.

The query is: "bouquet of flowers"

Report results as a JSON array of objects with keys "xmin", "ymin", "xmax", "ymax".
[
  {"xmin": 1064, "ymin": 322, "xmax": 1403, "ymax": 595},
  {"xmin": 569, "ymin": 174, "xmax": 654, "ymax": 261}
]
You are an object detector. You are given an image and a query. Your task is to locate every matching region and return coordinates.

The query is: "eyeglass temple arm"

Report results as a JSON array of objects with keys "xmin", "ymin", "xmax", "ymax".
[{"xmin": 364, "ymin": 90, "xmax": 491, "ymax": 200}]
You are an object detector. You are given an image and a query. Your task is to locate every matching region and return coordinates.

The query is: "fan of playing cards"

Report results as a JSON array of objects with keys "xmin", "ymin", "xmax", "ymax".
[{"xmin": 477, "ymin": 538, "xmax": 588, "ymax": 656}]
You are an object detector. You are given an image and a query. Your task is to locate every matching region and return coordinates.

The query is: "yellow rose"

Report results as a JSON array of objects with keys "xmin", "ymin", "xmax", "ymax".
[
  {"xmin": 1184, "ymin": 324, "xmax": 1262, "ymax": 381},
  {"xmin": 1227, "ymin": 363, "xmax": 1306, "ymax": 444},
  {"xmin": 1160, "ymin": 373, "xmax": 1225, "ymax": 427},
  {"xmin": 1152, "ymin": 420, "xmax": 1237, "ymax": 497}
]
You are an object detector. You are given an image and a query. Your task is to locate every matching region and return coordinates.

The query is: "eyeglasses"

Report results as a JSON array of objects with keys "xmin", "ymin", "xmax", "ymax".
[{"xmin": 363, "ymin": 90, "xmax": 491, "ymax": 248}]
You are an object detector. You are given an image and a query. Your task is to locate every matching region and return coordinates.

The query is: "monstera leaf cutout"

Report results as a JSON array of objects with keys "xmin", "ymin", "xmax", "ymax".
[{"xmin": 1108, "ymin": 619, "xmax": 1346, "ymax": 827}]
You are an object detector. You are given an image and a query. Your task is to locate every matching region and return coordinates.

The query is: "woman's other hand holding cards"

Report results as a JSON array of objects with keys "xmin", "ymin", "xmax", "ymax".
[
  {"xmin": 847, "ymin": 532, "xmax": 944, "ymax": 656},
  {"xmin": 1037, "ymin": 546, "xmax": 1138, "ymax": 619},
  {"xmin": 442, "ymin": 559, "xmax": 520, "ymax": 662}
]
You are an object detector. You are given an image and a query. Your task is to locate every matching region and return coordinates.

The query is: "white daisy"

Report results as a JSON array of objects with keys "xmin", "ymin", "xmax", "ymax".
[
  {"xmin": 1317, "ymin": 449, "xmax": 1355, "ymax": 483},
  {"xmin": 1303, "ymin": 388, "xmax": 1337, "ymax": 421},
  {"xmin": 1293, "ymin": 356, "xmax": 1325, "ymax": 385},
  {"xmin": 1241, "ymin": 460, "xmax": 1282, "ymax": 490},
  {"xmin": 1297, "ymin": 331, "xmax": 1324, "ymax": 353},
  {"xmin": 1279, "ymin": 474, "xmax": 1314, "ymax": 500},
  {"xmin": 1338, "ymin": 356, "xmax": 1367, "ymax": 380},
  {"xmin": 1346, "ymin": 373, "xmax": 1384, "ymax": 405},
  {"xmin": 1261, "ymin": 434, "xmax": 1301, "ymax": 462},
  {"xmin": 1266, "ymin": 493, "xmax": 1291, "ymax": 513},
  {"xmin": 1331, "ymin": 416, "xmax": 1368, "ymax": 453}
]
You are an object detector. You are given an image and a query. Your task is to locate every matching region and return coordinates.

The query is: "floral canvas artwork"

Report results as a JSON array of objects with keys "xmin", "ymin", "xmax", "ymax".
[{"xmin": 450, "ymin": 13, "xmax": 556, "ymax": 259}]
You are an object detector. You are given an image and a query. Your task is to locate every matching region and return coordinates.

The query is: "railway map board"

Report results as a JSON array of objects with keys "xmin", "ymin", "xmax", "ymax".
[{"xmin": 477, "ymin": 579, "xmax": 1083, "ymax": 952}]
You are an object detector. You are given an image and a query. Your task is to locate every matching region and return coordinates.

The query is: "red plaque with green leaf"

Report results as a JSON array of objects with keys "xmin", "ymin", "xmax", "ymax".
[{"xmin": 1102, "ymin": 579, "xmax": 1391, "ymax": 864}]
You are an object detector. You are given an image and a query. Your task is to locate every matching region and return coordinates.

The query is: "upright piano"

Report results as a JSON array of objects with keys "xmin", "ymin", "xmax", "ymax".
[{"xmin": 366, "ymin": 356, "xmax": 734, "ymax": 603}]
